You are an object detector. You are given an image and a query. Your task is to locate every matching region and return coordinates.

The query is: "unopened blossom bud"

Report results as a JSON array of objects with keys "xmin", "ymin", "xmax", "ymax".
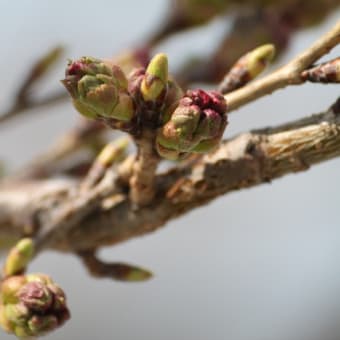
[
  {"xmin": 111, "ymin": 263, "xmax": 153, "ymax": 282},
  {"xmin": 4, "ymin": 238, "xmax": 34, "ymax": 276},
  {"xmin": 46, "ymin": 284, "xmax": 67, "ymax": 311},
  {"xmin": 161, "ymin": 79, "xmax": 184, "ymax": 124},
  {"xmin": 156, "ymin": 89, "xmax": 227, "ymax": 160},
  {"xmin": 156, "ymin": 142, "xmax": 182, "ymax": 161},
  {"xmin": 82, "ymin": 138, "xmax": 129, "ymax": 191},
  {"xmin": 0, "ymin": 273, "xmax": 70, "ymax": 338},
  {"xmin": 27, "ymin": 314, "xmax": 58, "ymax": 334},
  {"xmin": 4, "ymin": 303, "xmax": 30, "ymax": 326},
  {"xmin": 1, "ymin": 276, "xmax": 27, "ymax": 304},
  {"xmin": 301, "ymin": 58, "xmax": 340, "ymax": 83},
  {"xmin": 128, "ymin": 54, "xmax": 171, "ymax": 126},
  {"xmin": 219, "ymin": 44, "xmax": 275, "ymax": 94},
  {"xmin": 62, "ymin": 57, "xmax": 135, "ymax": 123},
  {"xmin": 141, "ymin": 53, "xmax": 168, "ymax": 103},
  {"xmin": 18, "ymin": 282, "xmax": 53, "ymax": 313},
  {"xmin": 0, "ymin": 305, "xmax": 14, "ymax": 333},
  {"xmin": 25, "ymin": 273, "xmax": 53, "ymax": 285}
]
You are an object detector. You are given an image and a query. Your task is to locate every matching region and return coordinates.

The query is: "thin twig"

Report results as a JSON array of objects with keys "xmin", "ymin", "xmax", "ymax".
[{"xmin": 225, "ymin": 20, "xmax": 340, "ymax": 112}]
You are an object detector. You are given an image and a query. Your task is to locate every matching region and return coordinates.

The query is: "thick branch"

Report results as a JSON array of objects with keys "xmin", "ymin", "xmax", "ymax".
[{"xmin": 1, "ymin": 101, "xmax": 339, "ymax": 253}]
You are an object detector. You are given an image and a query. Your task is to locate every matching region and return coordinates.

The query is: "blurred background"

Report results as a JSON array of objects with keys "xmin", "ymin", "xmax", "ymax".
[{"xmin": 1, "ymin": 1, "xmax": 340, "ymax": 339}]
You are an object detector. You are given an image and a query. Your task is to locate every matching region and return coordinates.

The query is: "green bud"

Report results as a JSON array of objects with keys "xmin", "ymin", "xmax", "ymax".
[
  {"xmin": 0, "ymin": 273, "xmax": 70, "ymax": 338},
  {"xmin": 62, "ymin": 57, "xmax": 135, "ymax": 124},
  {"xmin": 109, "ymin": 263, "xmax": 153, "ymax": 282},
  {"xmin": 246, "ymin": 44, "xmax": 275, "ymax": 78},
  {"xmin": 156, "ymin": 89, "xmax": 227, "ymax": 159},
  {"xmin": 158, "ymin": 105, "xmax": 201, "ymax": 152},
  {"xmin": 141, "ymin": 53, "xmax": 168, "ymax": 102},
  {"xmin": 1, "ymin": 276, "xmax": 27, "ymax": 304},
  {"xmin": 25, "ymin": 273, "xmax": 53, "ymax": 285},
  {"xmin": 219, "ymin": 44, "xmax": 275, "ymax": 94},
  {"xmin": 28, "ymin": 314, "xmax": 58, "ymax": 334},
  {"xmin": 0, "ymin": 305, "xmax": 15, "ymax": 333},
  {"xmin": 161, "ymin": 79, "xmax": 184, "ymax": 124},
  {"xmin": 4, "ymin": 238, "xmax": 34, "ymax": 276},
  {"xmin": 156, "ymin": 142, "xmax": 183, "ymax": 161},
  {"xmin": 123, "ymin": 266, "xmax": 153, "ymax": 282},
  {"xmin": 14, "ymin": 325, "xmax": 32, "ymax": 338},
  {"xmin": 97, "ymin": 138, "xmax": 129, "ymax": 167},
  {"xmin": 5, "ymin": 303, "xmax": 30, "ymax": 326},
  {"xmin": 77, "ymin": 75, "xmax": 119, "ymax": 117},
  {"xmin": 111, "ymin": 92, "xmax": 135, "ymax": 122},
  {"xmin": 191, "ymin": 137, "xmax": 221, "ymax": 153}
]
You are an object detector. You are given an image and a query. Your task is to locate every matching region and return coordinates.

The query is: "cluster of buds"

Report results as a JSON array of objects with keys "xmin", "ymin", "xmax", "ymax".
[
  {"xmin": 62, "ymin": 56, "xmax": 135, "ymax": 131},
  {"xmin": 62, "ymin": 53, "xmax": 182, "ymax": 132},
  {"xmin": 63, "ymin": 54, "xmax": 229, "ymax": 161},
  {"xmin": 0, "ymin": 274, "xmax": 70, "ymax": 338},
  {"xmin": 156, "ymin": 89, "xmax": 227, "ymax": 160}
]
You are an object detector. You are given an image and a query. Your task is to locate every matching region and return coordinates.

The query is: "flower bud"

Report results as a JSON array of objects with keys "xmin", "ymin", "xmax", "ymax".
[
  {"xmin": 161, "ymin": 79, "xmax": 184, "ymax": 124},
  {"xmin": 155, "ymin": 142, "xmax": 182, "ymax": 161},
  {"xmin": 156, "ymin": 89, "xmax": 227, "ymax": 159},
  {"xmin": 25, "ymin": 273, "xmax": 53, "ymax": 285},
  {"xmin": 1, "ymin": 276, "xmax": 27, "ymax": 304},
  {"xmin": 4, "ymin": 303, "xmax": 30, "ymax": 326},
  {"xmin": 246, "ymin": 44, "xmax": 275, "ymax": 78},
  {"xmin": 301, "ymin": 58, "xmax": 340, "ymax": 83},
  {"xmin": 27, "ymin": 314, "xmax": 58, "ymax": 334},
  {"xmin": 219, "ymin": 44, "xmax": 275, "ymax": 94},
  {"xmin": 141, "ymin": 53, "xmax": 168, "ymax": 103},
  {"xmin": 46, "ymin": 284, "xmax": 67, "ymax": 311},
  {"xmin": 4, "ymin": 238, "xmax": 34, "ymax": 276},
  {"xmin": 62, "ymin": 57, "xmax": 135, "ymax": 123},
  {"xmin": 14, "ymin": 325, "xmax": 32, "ymax": 338},
  {"xmin": 111, "ymin": 264, "xmax": 153, "ymax": 282},
  {"xmin": 0, "ymin": 305, "xmax": 14, "ymax": 333},
  {"xmin": 0, "ymin": 273, "xmax": 70, "ymax": 338},
  {"xmin": 18, "ymin": 282, "xmax": 53, "ymax": 313}
]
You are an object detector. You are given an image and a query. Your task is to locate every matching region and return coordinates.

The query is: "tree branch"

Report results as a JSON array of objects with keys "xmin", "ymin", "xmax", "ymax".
[
  {"xmin": 1, "ymin": 99, "xmax": 339, "ymax": 254},
  {"xmin": 225, "ymin": 20, "xmax": 340, "ymax": 112}
]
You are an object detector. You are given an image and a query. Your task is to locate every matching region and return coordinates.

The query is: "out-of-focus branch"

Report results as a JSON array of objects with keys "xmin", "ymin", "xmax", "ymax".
[
  {"xmin": 0, "ymin": 46, "xmax": 67, "ymax": 125},
  {"xmin": 176, "ymin": 2, "xmax": 339, "ymax": 86},
  {"xmin": 8, "ymin": 120, "xmax": 106, "ymax": 182},
  {"xmin": 0, "ymin": 92, "xmax": 67, "ymax": 125},
  {"xmin": 77, "ymin": 249, "xmax": 152, "ymax": 281}
]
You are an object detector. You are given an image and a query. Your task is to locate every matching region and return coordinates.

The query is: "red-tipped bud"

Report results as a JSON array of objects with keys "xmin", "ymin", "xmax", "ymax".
[
  {"xmin": 62, "ymin": 57, "xmax": 135, "ymax": 124},
  {"xmin": 156, "ymin": 89, "xmax": 227, "ymax": 159}
]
